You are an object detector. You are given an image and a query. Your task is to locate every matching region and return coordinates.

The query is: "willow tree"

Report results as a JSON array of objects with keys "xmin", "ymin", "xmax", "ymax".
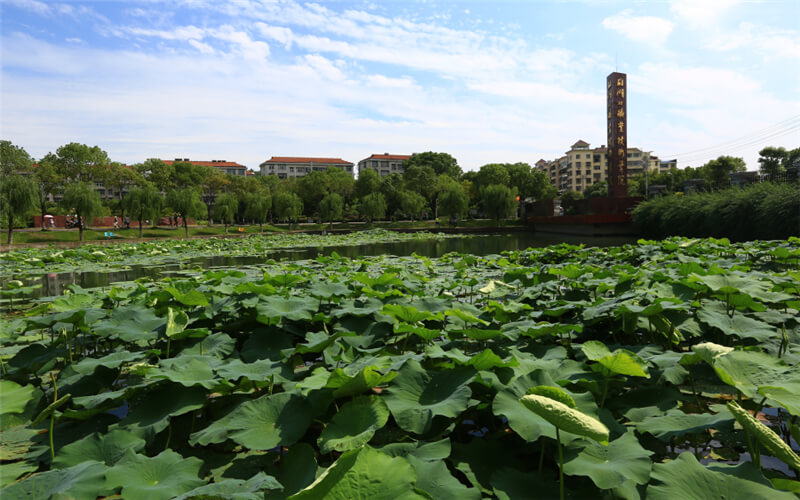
[
  {"xmin": 244, "ymin": 191, "xmax": 272, "ymax": 232},
  {"xmin": 0, "ymin": 174, "xmax": 37, "ymax": 244},
  {"xmin": 61, "ymin": 182, "xmax": 103, "ymax": 241},
  {"xmin": 123, "ymin": 185, "xmax": 163, "ymax": 238},
  {"xmin": 213, "ymin": 193, "xmax": 239, "ymax": 234},
  {"xmin": 167, "ymin": 188, "xmax": 206, "ymax": 237}
]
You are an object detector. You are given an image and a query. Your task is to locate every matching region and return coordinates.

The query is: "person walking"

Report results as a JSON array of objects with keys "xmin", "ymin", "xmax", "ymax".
[
  {"xmin": 113, "ymin": 216, "xmax": 119, "ymax": 229},
  {"xmin": 124, "ymin": 216, "xmax": 130, "ymax": 229}
]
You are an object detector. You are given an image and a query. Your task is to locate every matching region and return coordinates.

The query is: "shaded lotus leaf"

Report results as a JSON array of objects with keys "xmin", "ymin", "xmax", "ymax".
[
  {"xmin": 290, "ymin": 446, "xmax": 426, "ymax": 500},
  {"xmin": 1, "ymin": 460, "xmax": 110, "ymax": 500},
  {"xmin": 70, "ymin": 350, "xmax": 144, "ymax": 375},
  {"xmin": 182, "ymin": 332, "xmax": 236, "ymax": 358},
  {"xmin": 331, "ymin": 297, "xmax": 384, "ymax": 318},
  {"xmin": 256, "ymin": 296, "xmax": 316, "ymax": 323},
  {"xmin": 634, "ymin": 405, "xmax": 734, "ymax": 440},
  {"xmin": 456, "ymin": 328, "xmax": 504, "ymax": 341},
  {"xmin": 0, "ymin": 426, "xmax": 38, "ymax": 462},
  {"xmin": 318, "ymin": 395, "xmax": 389, "ymax": 453},
  {"xmin": 395, "ymin": 322, "xmax": 442, "ymax": 341},
  {"xmin": 189, "ymin": 392, "xmax": 312, "ymax": 450},
  {"xmin": 92, "ymin": 305, "xmax": 163, "ymax": 342},
  {"xmin": 563, "ymin": 431, "xmax": 652, "ymax": 489},
  {"xmin": 407, "ymin": 455, "xmax": 481, "ymax": 500},
  {"xmin": 52, "ymin": 429, "xmax": 145, "ymax": 468},
  {"xmin": 384, "ymin": 360, "xmax": 475, "ymax": 434},
  {"xmin": 105, "ymin": 449, "xmax": 205, "ymax": 500},
  {"xmin": 326, "ymin": 366, "xmax": 398, "ymax": 398},
  {"xmin": 119, "ymin": 383, "xmax": 207, "ymax": 433},
  {"xmin": 309, "ymin": 281, "xmax": 350, "ymax": 299},
  {"xmin": 0, "ymin": 381, "xmax": 35, "ymax": 415},
  {"xmin": 383, "ymin": 304, "xmax": 441, "ymax": 323},
  {"xmin": 216, "ymin": 358, "xmax": 290, "ymax": 384},
  {"xmin": 491, "ymin": 467, "xmax": 559, "ymax": 500},
  {"xmin": 647, "ymin": 452, "xmax": 795, "ymax": 500},
  {"xmin": 148, "ymin": 355, "xmax": 220, "ymax": 389},
  {"xmin": 0, "ymin": 460, "xmax": 38, "ymax": 488},
  {"xmin": 50, "ymin": 293, "xmax": 102, "ymax": 312},
  {"xmin": 468, "ymin": 348, "xmax": 517, "ymax": 371},
  {"xmin": 174, "ymin": 472, "xmax": 282, "ymax": 500},
  {"xmin": 270, "ymin": 443, "xmax": 318, "ymax": 498}
]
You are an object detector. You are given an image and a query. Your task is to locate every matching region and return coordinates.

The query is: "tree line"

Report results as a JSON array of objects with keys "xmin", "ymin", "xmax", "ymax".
[{"xmin": 0, "ymin": 141, "xmax": 556, "ymax": 244}]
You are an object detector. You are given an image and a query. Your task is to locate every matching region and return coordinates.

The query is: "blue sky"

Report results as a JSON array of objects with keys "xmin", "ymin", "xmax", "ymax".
[{"xmin": 2, "ymin": 0, "xmax": 798, "ymax": 171}]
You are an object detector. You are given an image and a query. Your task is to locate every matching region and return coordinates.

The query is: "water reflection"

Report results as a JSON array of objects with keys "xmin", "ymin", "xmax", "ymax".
[{"xmin": 12, "ymin": 233, "xmax": 635, "ymax": 300}]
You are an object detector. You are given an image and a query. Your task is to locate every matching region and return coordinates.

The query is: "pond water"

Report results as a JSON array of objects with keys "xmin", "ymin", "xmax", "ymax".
[{"xmin": 13, "ymin": 232, "xmax": 636, "ymax": 299}]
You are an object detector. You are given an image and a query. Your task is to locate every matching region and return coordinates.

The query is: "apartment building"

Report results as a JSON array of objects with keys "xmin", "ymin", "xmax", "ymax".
[
  {"xmin": 357, "ymin": 154, "xmax": 411, "ymax": 178},
  {"xmin": 163, "ymin": 159, "xmax": 247, "ymax": 176},
  {"xmin": 259, "ymin": 157, "xmax": 354, "ymax": 179},
  {"xmin": 536, "ymin": 140, "xmax": 671, "ymax": 193}
]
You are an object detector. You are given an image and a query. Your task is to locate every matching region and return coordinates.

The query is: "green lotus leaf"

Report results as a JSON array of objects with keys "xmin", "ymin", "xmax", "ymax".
[
  {"xmin": 395, "ymin": 322, "xmax": 442, "ymax": 341},
  {"xmin": 562, "ymin": 431, "xmax": 653, "ymax": 489},
  {"xmin": 519, "ymin": 394, "xmax": 609, "ymax": 444},
  {"xmin": 105, "ymin": 449, "xmax": 205, "ymax": 500},
  {"xmin": 173, "ymin": 472, "xmax": 282, "ymax": 500},
  {"xmin": 318, "ymin": 395, "xmax": 389, "ymax": 453},
  {"xmin": 70, "ymin": 350, "xmax": 144, "ymax": 375},
  {"xmin": 163, "ymin": 286, "xmax": 210, "ymax": 306},
  {"xmin": 331, "ymin": 297, "xmax": 384, "ymax": 318},
  {"xmin": 383, "ymin": 304, "xmax": 440, "ymax": 323},
  {"xmin": 309, "ymin": 281, "xmax": 350, "ymax": 299},
  {"xmin": 289, "ymin": 446, "xmax": 426, "ymax": 500},
  {"xmin": 50, "ymin": 293, "xmax": 102, "ymax": 312},
  {"xmin": 147, "ymin": 355, "xmax": 220, "ymax": 389},
  {"xmin": 0, "ymin": 460, "xmax": 38, "ymax": 488},
  {"xmin": 165, "ymin": 307, "xmax": 189, "ymax": 337},
  {"xmin": 256, "ymin": 296, "xmax": 316, "ymax": 323},
  {"xmin": 189, "ymin": 392, "xmax": 312, "ymax": 450},
  {"xmin": 0, "ymin": 426, "xmax": 38, "ymax": 462},
  {"xmin": 377, "ymin": 438, "xmax": 452, "ymax": 461},
  {"xmin": 326, "ymin": 365, "xmax": 398, "ymax": 398},
  {"xmin": 271, "ymin": 443, "xmax": 318, "ymax": 497},
  {"xmin": 647, "ymin": 452, "xmax": 796, "ymax": 500},
  {"xmin": 407, "ymin": 455, "xmax": 481, "ymax": 500},
  {"xmin": 0, "ymin": 381, "xmax": 35, "ymax": 416},
  {"xmin": 384, "ymin": 360, "xmax": 475, "ymax": 435},
  {"xmin": 709, "ymin": 349, "xmax": 793, "ymax": 399},
  {"xmin": 758, "ymin": 384, "xmax": 800, "ymax": 416},
  {"xmin": 634, "ymin": 405, "xmax": 734, "ymax": 440},
  {"xmin": 118, "ymin": 383, "xmax": 207, "ymax": 433},
  {"xmin": 1, "ymin": 460, "xmax": 110, "ymax": 500},
  {"xmin": 490, "ymin": 467, "xmax": 559, "ymax": 500},
  {"xmin": 52, "ymin": 429, "xmax": 145, "ymax": 468},
  {"xmin": 468, "ymin": 348, "xmax": 517, "ymax": 371},
  {"xmin": 583, "ymin": 341, "xmax": 650, "ymax": 378},
  {"xmin": 216, "ymin": 358, "xmax": 290, "ymax": 385},
  {"xmin": 91, "ymin": 305, "xmax": 163, "ymax": 342},
  {"xmin": 697, "ymin": 304, "xmax": 776, "ymax": 341}
]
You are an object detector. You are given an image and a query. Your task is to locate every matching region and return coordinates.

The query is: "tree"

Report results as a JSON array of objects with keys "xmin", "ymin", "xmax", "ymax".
[
  {"xmin": 437, "ymin": 183, "xmax": 468, "ymax": 222},
  {"xmin": 704, "ymin": 155, "xmax": 746, "ymax": 187},
  {"xmin": 0, "ymin": 174, "xmax": 37, "ymax": 244},
  {"xmin": 123, "ymin": 185, "xmax": 163, "ymax": 238},
  {"xmin": 319, "ymin": 192, "xmax": 344, "ymax": 229},
  {"xmin": 758, "ymin": 146, "xmax": 787, "ymax": 181},
  {"xmin": 399, "ymin": 190, "xmax": 426, "ymax": 223},
  {"xmin": 52, "ymin": 143, "xmax": 110, "ymax": 183},
  {"xmin": 583, "ymin": 180, "xmax": 608, "ymax": 198},
  {"xmin": 272, "ymin": 191, "xmax": 303, "ymax": 230},
  {"xmin": 380, "ymin": 173, "xmax": 405, "ymax": 219},
  {"xmin": 403, "ymin": 164, "xmax": 438, "ymax": 213},
  {"xmin": 298, "ymin": 171, "xmax": 331, "ymax": 218},
  {"xmin": 325, "ymin": 167, "xmax": 355, "ymax": 202},
  {"xmin": 529, "ymin": 170, "xmax": 557, "ymax": 200},
  {"xmin": 100, "ymin": 162, "xmax": 142, "ymax": 214},
  {"xmin": 559, "ymin": 190, "xmax": 583, "ymax": 215},
  {"xmin": 405, "ymin": 152, "xmax": 461, "ymax": 179},
  {"xmin": 0, "ymin": 140, "xmax": 33, "ymax": 176},
  {"xmin": 482, "ymin": 184, "xmax": 517, "ymax": 225},
  {"xmin": 213, "ymin": 193, "xmax": 239, "ymax": 233},
  {"xmin": 355, "ymin": 168, "xmax": 381, "ymax": 199},
  {"xmin": 61, "ymin": 182, "xmax": 103, "ymax": 241},
  {"xmin": 201, "ymin": 168, "xmax": 231, "ymax": 225},
  {"xmin": 358, "ymin": 192, "xmax": 387, "ymax": 224},
  {"xmin": 167, "ymin": 188, "xmax": 206, "ymax": 237},
  {"xmin": 244, "ymin": 190, "xmax": 272, "ymax": 232},
  {"xmin": 134, "ymin": 158, "xmax": 175, "ymax": 192},
  {"xmin": 475, "ymin": 164, "xmax": 511, "ymax": 190},
  {"xmin": 32, "ymin": 156, "xmax": 64, "ymax": 230}
]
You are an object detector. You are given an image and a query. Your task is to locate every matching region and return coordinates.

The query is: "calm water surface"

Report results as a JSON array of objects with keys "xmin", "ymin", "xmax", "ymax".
[{"xmin": 13, "ymin": 232, "xmax": 635, "ymax": 299}]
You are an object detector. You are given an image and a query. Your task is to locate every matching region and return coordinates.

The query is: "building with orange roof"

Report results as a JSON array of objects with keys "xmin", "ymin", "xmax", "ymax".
[
  {"xmin": 357, "ymin": 153, "xmax": 412, "ymax": 178},
  {"xmin": 163, "ymin": 158, "xmax": 247, "ymax": 176}
]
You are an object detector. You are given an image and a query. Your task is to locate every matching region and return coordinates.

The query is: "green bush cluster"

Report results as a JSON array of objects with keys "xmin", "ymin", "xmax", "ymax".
[{"xmin": 632, "ymin": 182, "xmax": 799, "ymax": 241}]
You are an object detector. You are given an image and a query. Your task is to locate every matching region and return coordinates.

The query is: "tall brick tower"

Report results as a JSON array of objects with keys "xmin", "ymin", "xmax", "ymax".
[{"xmin": 607, "ymin": 72, "xmax": 628, "ymax": 197}]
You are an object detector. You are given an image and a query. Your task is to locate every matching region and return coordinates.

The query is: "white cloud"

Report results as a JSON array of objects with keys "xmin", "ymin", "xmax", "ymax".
[
  {"xmin": 705, "ymin": 22, "xmax": 800, "ymax": 60},
  {"xmin": 669, "ymin": 0, "xmax": 740, "ymax": 27},
  {"xmin": 4, "ymin": 0, "xmax": 52, "ymax": 16},
  {"xmin": 602, "ymin": 10, "xmax": 675, "ymax": 46},
  {"xmin": 189, "ymin": 40, "xmax": 215, "ymax": 55}
]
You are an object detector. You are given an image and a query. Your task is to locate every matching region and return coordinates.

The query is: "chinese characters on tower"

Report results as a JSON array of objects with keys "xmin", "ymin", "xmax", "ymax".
[{"xmin": 607, "ymin": 72, "xmax": 628, "ymax": 197}]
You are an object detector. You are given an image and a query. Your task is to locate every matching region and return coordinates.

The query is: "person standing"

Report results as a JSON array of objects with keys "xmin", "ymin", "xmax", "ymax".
[{"xmin": 114, "ymin": 216, "xmax": 119, "ymax": 229}]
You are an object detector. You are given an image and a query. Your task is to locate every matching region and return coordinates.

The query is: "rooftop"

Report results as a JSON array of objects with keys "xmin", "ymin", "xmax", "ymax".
[
  {"xmin": 263, "ymin": 156, "xmax": 353, "ymax": 165},
  {"xmin": 163, "ymin": 159, "xmax": 246, "ymax": 168}
]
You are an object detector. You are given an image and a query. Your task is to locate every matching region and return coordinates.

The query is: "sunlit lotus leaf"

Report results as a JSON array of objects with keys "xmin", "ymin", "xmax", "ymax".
[
  {"xmin": 173, "ymin": 472, "xmax": 282, "ymax": 500},
  {"xmin": 395, "ymin": 322, "xmax": 442, "ymax": 341},
  {"xmin": 0, "ymin": 460, "xmax": 38, "ymax": 488},
  {"xmin": 708, "ymin": 349, "xmax": 793, "ymax": 399},
  {"xmin": 331, "ymin": 298, "xmax": 384, "ymax": 318},
  {"xmin": 318, "ymin": 395, "xmax": 389, "ymax": 453},
  {"xmin": 165, "ymin": 307, "xmax": 189, "ymax": 337},
  {"xmin": 50, "ymin": 293, "xmax": 102, "ymax": 312},
  {"xmin": 0, "ymin": 426, "xmax": 38, "ymax": 462},
  {"xmin": 290, "ymin": 446, "xmax": 426, "ymax": 500},
  {"xmin": 182, "ymin": 332, "xmax": 235, "ymax": 358},
  {"xmin": 384, "ymin": 360, "xmax": 474, "ymax": 435},
  {"xmin": 189, "ymin": 392, "xmax": 312, "ymax": 450},
  {"xmin": 148, "ymin": 355, "xmax": 220, "ymax": 388},
  {"xmin": 309, "ymin": 282, "xmax": 350, "ymax": 299},
  {"xmin": 0, "ymin": 381, "xmax": 35, "ymax": 415},
  {"xmin": 256, "ymin": 296, "xmax": 316, "ymax": 323},
  {"xmin": 1, "ymin": 460, "xmax": 110, "ymax": 500},
  {"xmin": 163, "ymin": 286, "xmax": 209, "ymax": 306},
  {"xmin": 647, "ymin": 452, "xmax": 795, "ymax": 500},
  {"xmin": 326, "ymin": 366, "xmax": 398, "ymax": 398},
  {"xmin": 216, "ymin": 358, "xmax": 290, "ymax": 385},
  {"xmin": 697, "ymin": 304, "xmax": 776, "ymax": 341},
  {"xmin": 105, "ymin": 449, "xmax": 205, "ymax": 500},
  {"xmin": 563, "ymin": 431, "xmax": 652, "ymax": 489},
  {"xmin": 52, "ymin": 429, "xmax": 145, "ymax": 468},
  {"xmin": 758, "ymin": 384, "xmax": 800, "ymax": 416},
  {"xmin": 634, "ymin": 405, "xmax": 734, "ymax": 440}
]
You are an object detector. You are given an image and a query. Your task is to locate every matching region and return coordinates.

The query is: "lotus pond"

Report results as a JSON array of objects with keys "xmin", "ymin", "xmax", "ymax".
[{"xmin": 1, "ymin": 235, "xmax": 800, "ymax": 499}]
